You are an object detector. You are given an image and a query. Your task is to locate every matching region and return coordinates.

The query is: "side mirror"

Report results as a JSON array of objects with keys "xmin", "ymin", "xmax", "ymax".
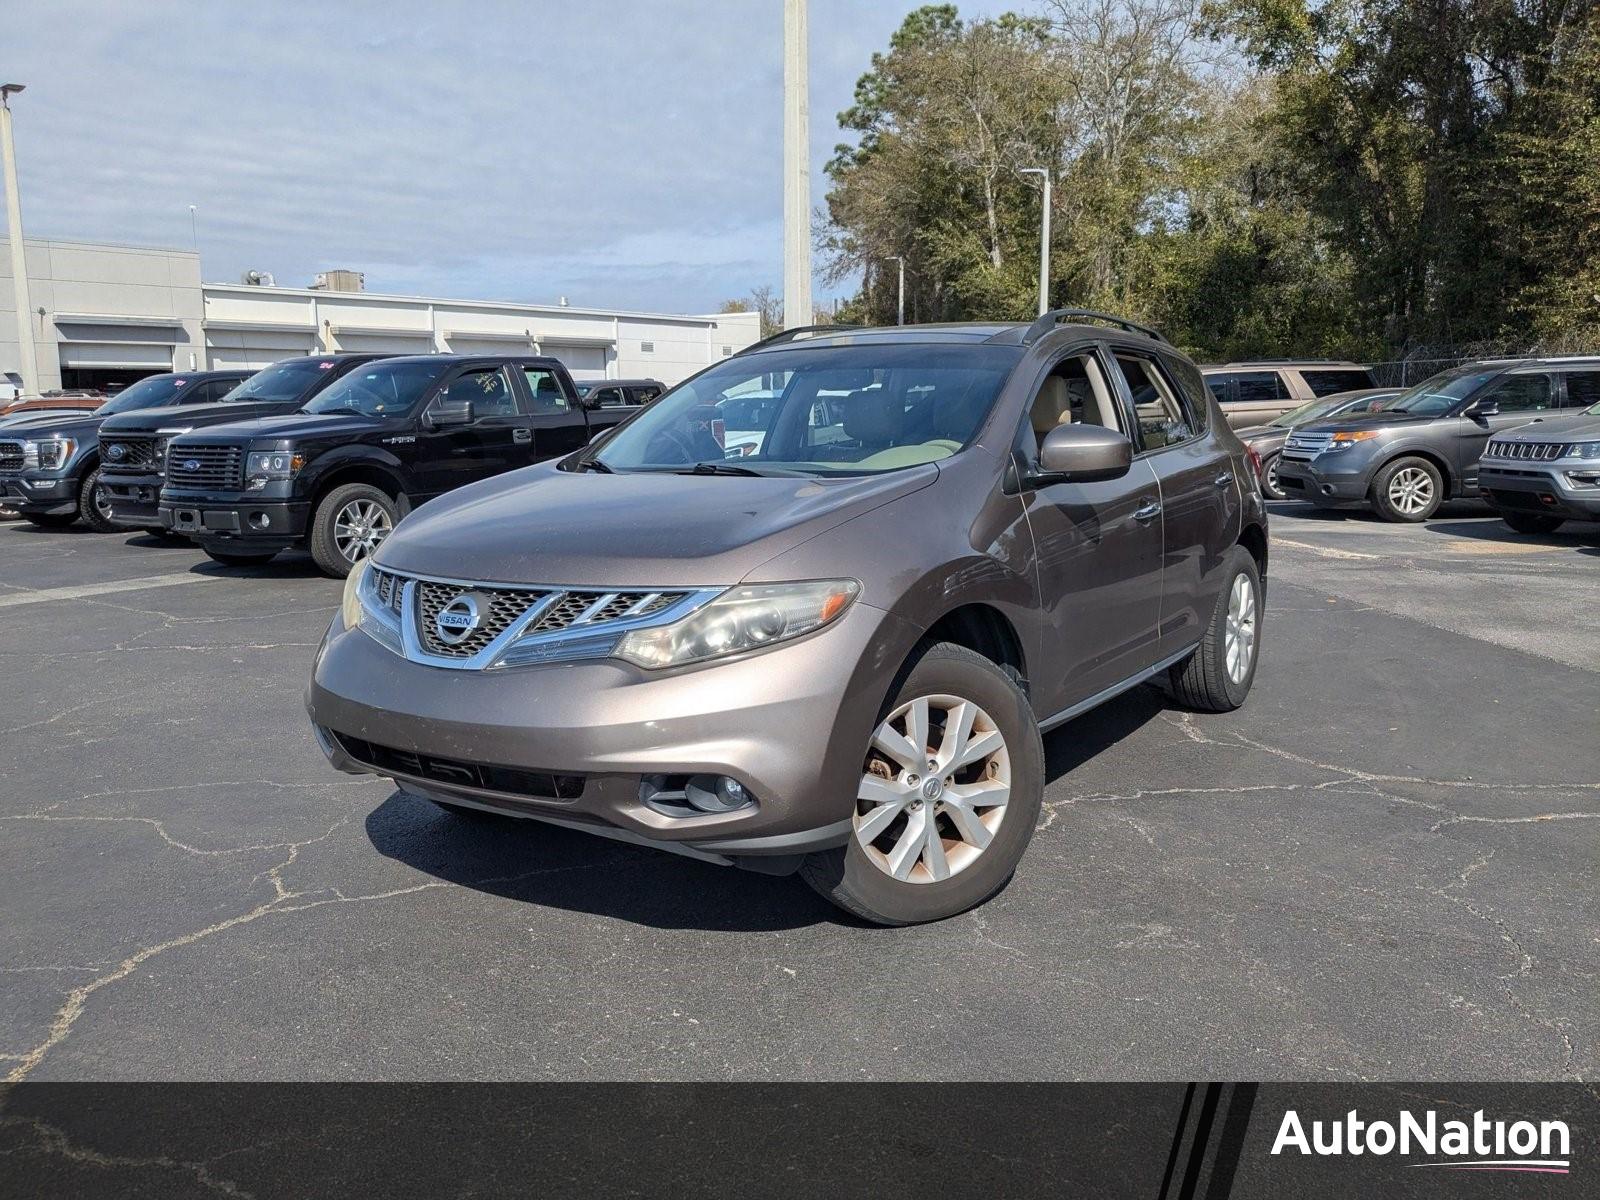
[
  {"xmin": 429, "ymin": 397, "xmax": 474, "ymax": 427},
  {"xmin": 1031, "ymin": 423, "xmax": 1133, "ymax": 485},
  {"xmin": 1465, "ymin": 398, "xmax": 1499, "ymax": 420}
]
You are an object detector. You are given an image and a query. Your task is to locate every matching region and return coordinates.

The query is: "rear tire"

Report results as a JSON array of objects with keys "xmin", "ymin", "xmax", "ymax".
[
  {"xmin": 1371, "ymin": 456, "xmax": 1443, "ymax": 522},
  {"xmin": 203, "ymin": 547, "xmax": 278, "ymax": 567},
  {"xmin": 801, "ymin": 641, "xmax": 1043, "ymax": 926},
  {"xmin": 1164, "ymin": 545, "xmax": 1262, "ymax": 713},
  {"xmin": 309, "ymin": 482, "xmax": 398, "ymax": 579},
  {"xmin": 23, "ymin": 511, "xmax": 77, "ymax": 529},
  {"xmin": 1500, "ymin": 511, "xmax": 1564, "ymax": 535},
  {"xmin": 78, "ymin": 467, "xmax": 118, "ymax": 533}
]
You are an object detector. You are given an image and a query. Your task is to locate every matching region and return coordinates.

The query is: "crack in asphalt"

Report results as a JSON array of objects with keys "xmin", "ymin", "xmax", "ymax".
[{"xmin": 0, "ymin": 1114, "xmax": 256, "ymax": 1198}]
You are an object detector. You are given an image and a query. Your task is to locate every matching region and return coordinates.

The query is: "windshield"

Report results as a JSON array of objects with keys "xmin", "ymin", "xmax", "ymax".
[
  {"xmin": 593, "ymin": 343, "xmax": 1022, "ymax": 475},
  {"xmin": 217, "ymin": 359, "xmax": 332, "ymax": 403},
  {"xmin": 95, "ymin": 375, "xmax": 188, "ymax": 415},
  {"xmin": 302, "ymin": 360, "xmax": 452, "ymax": 416},
  {"xmin": 1269, "ymin": 396, "xmax": 1347, "ymax": 428},
  {"xmin": 1384, "ymin": 366, "xmax": 1503, "ymax": 416}
]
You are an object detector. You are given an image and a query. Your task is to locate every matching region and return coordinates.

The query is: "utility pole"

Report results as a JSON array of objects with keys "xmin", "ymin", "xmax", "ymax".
[
  {"xmin": 189, "ymin": 205, "xmax": 199, "ymax": 253},
  {"xmin": 782, "ymin": 0, "xmax": 811, "ymax": 330},
  {"xmin": 1019, "ymin": 167, "xmax": 1052, "ymax": 316},
  {"xmin": 888, "ymin": 256, "xmax": 905, "ymax": 325},
  {"xmin": 1, "ymin": 84, "xmax": 39, "ymax": 397}
]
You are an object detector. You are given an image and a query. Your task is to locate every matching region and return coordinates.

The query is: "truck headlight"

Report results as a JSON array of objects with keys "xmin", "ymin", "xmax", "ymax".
[
  {"xmin": 245, "ymin": 450, "xmax": 305, "ymax": 491},
  {"xmin": 340, "ymin": 559, "xmax": 370, "ymax": 630},
  {"xmin": 35, "ymin": 438, "xmax": 75, "ymax": 469},
  {"xmin": 614, "ymin": 580, "xmax": 859, "ymax": 669}
]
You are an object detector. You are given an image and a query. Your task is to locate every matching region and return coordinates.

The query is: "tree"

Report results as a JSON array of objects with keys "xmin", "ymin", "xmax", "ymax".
[{"xmin": 719, "ymin": 286, "xmax": 784, "ymax": 338}]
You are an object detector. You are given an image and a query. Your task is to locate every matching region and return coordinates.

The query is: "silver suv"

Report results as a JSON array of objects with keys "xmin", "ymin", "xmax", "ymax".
[
  {"xmin": 1479, "ymin": 406, "xmax": 1600, "ymax": 533},
  {"xmin": 307, "ymin": 312, "xmax": 1269, "ymax": 925}
]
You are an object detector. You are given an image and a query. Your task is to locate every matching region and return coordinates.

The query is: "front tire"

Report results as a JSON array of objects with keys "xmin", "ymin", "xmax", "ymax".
[
  {"xmin": 309, "ymin": 483, "xmax": 397, "ymax": 579},
  {"xmin": 1164, "ymin": 545, "xmax": 1262, "ymax": 713},
  {"xmin": 1371, "ymin": 456, "xmax": 1443, "ymax": 522},
  {"xmin": 801, "ymin": 642, "xmax": 1043, "ymax": 926},
  {"xmin": 1259, "ymin": 453, "xmax": 1287, "ymax": 501},
  {"xmin": 78, "ymin": 467, "xmax": 118, "ymax": 533},
  {"xmin": 1500, "ymin": 511, "xmax": 1564, "ymax": 535}
]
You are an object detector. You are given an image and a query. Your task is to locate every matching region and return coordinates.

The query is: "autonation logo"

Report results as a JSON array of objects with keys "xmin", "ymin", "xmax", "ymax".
[{"xmin": 1273, "ymin": 1108, "xmax": 1571, "ymax": 1175}]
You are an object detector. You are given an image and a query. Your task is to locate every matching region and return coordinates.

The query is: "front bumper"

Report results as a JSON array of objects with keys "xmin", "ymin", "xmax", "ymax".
[
  {"xmin": 306, "ymin": 601, "xmax": 917, "ymax": 862},
  {"xmin": 1273, "ymin": 452, "xmax": 1374, "ymax": 502},
  {"xmin": 0, "ymin": 474, "xmax": 76, "ymax": 515},
  {"xmin": 1479, "ymin": 463, "xmax": 1600, "ymax": 520},
  {"xmin": 101, "ymin": 471, "xmax": 163, "ymax": 528},
  {"xmin": 161, "ymin": 490, "xmax": 310, "ymax": 551}
]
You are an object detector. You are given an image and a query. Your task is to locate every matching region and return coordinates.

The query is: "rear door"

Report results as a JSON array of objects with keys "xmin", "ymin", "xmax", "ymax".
[
  {"xmin": 1454, "ymin": 371, "xmax": 1555, "ymax": 490},
  {"xmin": 516, "ymin": 363, "xmax": 590, "ymax": 461},
  {"xmin": 1221, "ymin": 370, "xmax": 1292, "ymax": 430},
  {"xmin": 411, "ymin": 364, "xmax": 524, "ymax": 500}
]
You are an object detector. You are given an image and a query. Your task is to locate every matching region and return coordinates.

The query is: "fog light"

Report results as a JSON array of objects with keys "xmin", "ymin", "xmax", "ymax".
[
  {"xmin": 1566, "ymin": 471, "xmax": 1600, "ymax": 488},
  {"xmin": 249, "ymin": 511, "xmax": 271, "ymax": 529},
  {"xmin": 686, "ymin": 774, "xmax": 751, "ymax": 813}
]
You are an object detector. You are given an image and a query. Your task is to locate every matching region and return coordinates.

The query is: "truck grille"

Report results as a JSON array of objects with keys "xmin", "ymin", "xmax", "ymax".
[
  {"xmin": 100, "ymin": 435, "xmax": 163, "ymax": 473},
  {"xmin": 0, "ymin": 440, "xmax": 23, "ymax": 472},
  {"xmin": 1282, "ymin": 432, "xmax": 1334, "ymax": 461},
  {"xmin": 1483, "ymin": 439, "xmax": 1568, "ymax": 461},
  {"xmin": 164, "ymin": 444, "xmax": 242, "ymax": 490}
]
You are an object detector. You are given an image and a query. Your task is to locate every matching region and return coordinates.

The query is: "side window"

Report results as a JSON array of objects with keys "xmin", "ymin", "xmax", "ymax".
[
  {"xmin": 1204, "ymin": 375, "xmax": 1230, "ymax": 404},
  {"xmin": 1561, "ymin": 371, "xmax": 1600, "ymax": 409},
  {"xmin": 1113, "ymin": 353, "xmax": 1197, "ymax": 451},
  {"xmin": 1232, "ymin": 371, "xmax": 1288, "ymax": 403},
  {"xmin": 1161, "ymin": 354, "xmax": 1212, "ymax": 434},
  {"xmin": 1482, "ymin": 373, "xmax": 1553, "ymax": 413},
  {"xmin": 590, "ymin": 386, "xmax": 625, "ymax": 408},
  {"xmin": 521, "ymin": 368, "xmax": 572, "ymax": 414},
  {"xmin": 442, "ymin": 367, "xmax": 517, "ymax": 418},
  {"xmin": 1027, "ymin": 352, "xmax": 1124, "ymax": 451},
  {"xmin": 1300, "ymin": 369, "xmax": 1374, "ymax": 397},
  {"xmin": 630, "ymin": 385, "xmax": 662, "ymax": 405}
]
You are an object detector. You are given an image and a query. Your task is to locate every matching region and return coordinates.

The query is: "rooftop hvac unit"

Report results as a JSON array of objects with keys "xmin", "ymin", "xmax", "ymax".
[
  {"xmin": 311, "ymin": 269, "xmax": 365, "ymax": 292},
  {"xmin": 240, "ymin": 269, "xmax": 276, "ymax": 286}
]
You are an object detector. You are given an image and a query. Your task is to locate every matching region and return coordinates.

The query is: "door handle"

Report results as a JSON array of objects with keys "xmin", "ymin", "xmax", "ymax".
[
  {"xmin": 512, "ymin": 428, "xmax": 532, "ymax": 444},
  {"xmin": 1133, "ymin": 498, "xmax": 1162, "ymax": 522},
  {"xmin": 1213, "ymin": 471, "xmax": 1233, "ymax": 488}
]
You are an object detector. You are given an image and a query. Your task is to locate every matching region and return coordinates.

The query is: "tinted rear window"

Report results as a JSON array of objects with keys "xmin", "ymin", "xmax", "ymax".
[
  {"xmin": 1300, "ymin": 369, "xmax": 1375, "ymax": 397},
  {"xmin": 1230, "ymin": 372, "xmax": 1289, "ymax": 403}
]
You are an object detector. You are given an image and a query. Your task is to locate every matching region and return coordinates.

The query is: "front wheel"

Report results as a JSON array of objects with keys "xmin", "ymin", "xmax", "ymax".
[
  {"xmin": 78, "ymin": 467, "xmax": 119, "ymax": 533},
  {"xmin": 1259, "ymin": 453, "xmax": 1287, "ymax": 501},
  {"xmin": 1163, "ymin": 545, "xmax": 1262, "ymax": 713},
  {"xmin": 801, "ymin": 642, "xmax": 1043, "ymax": 926},
  {"xmin": 1500, "ymin": 511, "xmax": 1564, "ymax": 535},
  {"xmin": 1371, "ymin": 456, "xmax": 1443, "ymax": 522},
  {"xmin": 309, "ymin": 483, "xmax": 398, "ymax": 579}
]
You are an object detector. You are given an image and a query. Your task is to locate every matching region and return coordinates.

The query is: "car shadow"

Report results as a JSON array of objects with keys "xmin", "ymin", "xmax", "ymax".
[
  {"xmin": 183, "ymin": 549, "xmax": 334, "ymax": 580},
  {"xmin": 1042, "ymin": 686, "xmax": 1167, "ymax": 784},
  {"xmin": 1422, "ymin": 517, "xmax": 1600, "ymax": 548}
]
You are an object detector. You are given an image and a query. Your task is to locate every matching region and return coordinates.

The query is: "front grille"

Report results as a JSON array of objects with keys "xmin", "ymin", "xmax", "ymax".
[
  {"xmin": 100, "ymin": 435, "xmax": 162, "ymax": 472},
  {"xmin": 328, "ymin": 730, "xmax": 585, "ymax": 802},
  {"xmin": 371, "ymin": 567, "xmax": 406, "ymax": 618},
  {"xmin": 164, "ymin": 444, "xmax": 242, "ymax": 490},
  {"xmin": 416, "ymin": 580, "xmax": 547, "ymax": 658},
  {"xmin": 1283, "ymin": 432, "xmax": 1334, "ymax": 461},
  {"xmin": 0, "ymin": 441, "xmax": 22, "ymax": 472},
  {"xmin": 1484, "ymin": 439, "xmax": 1568, "ymax": 461}
]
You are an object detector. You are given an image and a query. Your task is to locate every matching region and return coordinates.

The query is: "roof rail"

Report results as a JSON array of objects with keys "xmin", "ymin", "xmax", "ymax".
[
  {"xmin": 736, "ymin": 324, "xmax": 864, "ymax": 355},
  {"xmin": 1022, "ymin": 308, "xmax": 1167, "ymax": 346}
]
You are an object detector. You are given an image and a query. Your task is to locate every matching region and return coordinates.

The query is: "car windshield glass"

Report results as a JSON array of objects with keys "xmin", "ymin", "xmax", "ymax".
[
  {"xmin": 95, "ymin": 375, "xmax": 188, "ymax": 415},
  {"xmin": 593, "ymin": 343, "xmax": 1022, "ymax": 475},
  {"xmin": 1269, "ymin": 396, "xmax": 1345, "ymax": 428},
  {"xmin": 217, "ymin": 360, "xmax": 332, "ymax": 403},
  {"xmin": 1385, "ymin": 367, "xmax": 1502, "ymax": 416},
  {"xmin": 302, "ymin": 360, "xmax": 452, "ymax": 416}
]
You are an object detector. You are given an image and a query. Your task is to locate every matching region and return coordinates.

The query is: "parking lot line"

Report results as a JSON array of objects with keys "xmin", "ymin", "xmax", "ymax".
[
  {"xmin": 1272, "ymin": 537, "xmax": 1380, "ymax": 560},
  {"xmin": 0, "ymin": 572, "xmax": 220, "ymax": 609}
]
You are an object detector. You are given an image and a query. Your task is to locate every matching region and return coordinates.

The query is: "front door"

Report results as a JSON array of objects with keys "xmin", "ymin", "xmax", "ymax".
[
  {"xmin": 516, "ymin": 363, "xmax": 591, "ymax": 461},
  {"xmin": 1452, "ymin": 371, "xmax": 1555, "ymax": 491},
  {"xmin": 412, "ymin": 364, "xmax": 525, "ymax": 501},
  {"xmin": 1020, "ymin": 345, "xmax": 1164, "ymax": 714}
]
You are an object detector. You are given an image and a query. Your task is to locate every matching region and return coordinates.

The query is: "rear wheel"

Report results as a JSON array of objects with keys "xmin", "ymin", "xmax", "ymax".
[
  {"xmin": 1164, "ymin": 545, "xmax": 1262, "ymax": 713},
  {"xmin": 78, "ymin": 467, "xmax": 118, "ymax": 533},
  {"xmin": 309, "ymin": 483, "xmax": 397, "ymax": 579},
  {"xmin": 203, "ymin": 547, "xmax": 278, "ymax": 567},
  {"xmin": 23, "ymin": 511, "xmax": 77, "ymax": 529},
  {"xmin": 801, "ymin": 642, "xmax": 1043, "ymax": 926},
  {"xmin": 1371, "ymin": 456, "xmax": 1443, "ymax": 522},
  {"xmin": 1500, "ymin": 511, "xmax": 1564, "ymax": 535}
]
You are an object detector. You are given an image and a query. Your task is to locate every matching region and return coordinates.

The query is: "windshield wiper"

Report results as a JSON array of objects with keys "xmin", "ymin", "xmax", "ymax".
[
  {"xmin": 680, "ymin": 461, "xmax": 764, "ymax": 476},
  {"xmin": 574, "ymin": 456, "xmax": 613, "ymax": 474}
]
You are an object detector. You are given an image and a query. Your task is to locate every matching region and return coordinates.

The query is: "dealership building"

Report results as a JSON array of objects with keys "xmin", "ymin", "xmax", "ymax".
[{"xmin": 0, "ymin": 237, "xmax": 761, "ymax": 394}]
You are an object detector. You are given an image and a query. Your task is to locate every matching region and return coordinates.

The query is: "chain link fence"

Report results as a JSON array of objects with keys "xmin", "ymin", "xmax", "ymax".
[{"xmin": 1364, "ymin": 337, "xmax": 1597, "ymax": 387}]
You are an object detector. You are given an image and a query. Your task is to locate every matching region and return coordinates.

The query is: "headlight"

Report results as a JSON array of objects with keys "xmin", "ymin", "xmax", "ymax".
[
  {"xmin": 36, "ymin": 438, "xmax": 75, "ymax": 469},
  {"xmin": 340, "ymin": 559, "xmax": 370, "ymax": 630},
  {"xmin": 245, "ymin": 450, "xmax": 305, "ymax": 491},
  {"xmin": 1326, "ymin": 430, "xmax": 1380, "ymax": 451},
  {"xmin": 614, "ymin": 579, "xmax": 860, "ymax": 669},
  {"xmin": 1569, "ymin": 441, "xmax": 1600, "ymax": 460}
]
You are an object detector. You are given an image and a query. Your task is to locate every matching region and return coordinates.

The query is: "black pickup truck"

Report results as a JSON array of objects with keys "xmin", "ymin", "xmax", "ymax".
[
  {"xmin": 160, "ymin": 354, "xmax": 630, "ymax": 576},
  {"xmin": 97, "ymin": 354, "xmax": 391, "ymax": 532}
]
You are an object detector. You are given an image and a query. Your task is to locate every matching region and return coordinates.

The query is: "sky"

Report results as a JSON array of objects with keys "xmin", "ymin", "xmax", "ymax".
[{"xmin": 6, "ymin": 0, "xmax": 1020, "ymax": 315}]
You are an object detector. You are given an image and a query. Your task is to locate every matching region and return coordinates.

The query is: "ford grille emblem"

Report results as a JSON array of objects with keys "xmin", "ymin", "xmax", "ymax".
[
  {"xmin": 434, "ymin": 594, "xmax": 483, "ymax": 646},
  {"xmin": 106, "ymin": 443, "xmax": 126, "ymax": 460},
  {"xmin": 182, "ymin": 458, "xmax": 201, "ymax": 472}
]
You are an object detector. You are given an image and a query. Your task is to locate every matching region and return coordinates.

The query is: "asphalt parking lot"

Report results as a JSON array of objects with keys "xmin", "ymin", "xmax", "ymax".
[{"xmin": 2, "ymin": 503, "xmax": 1596, "ymax": 1082}]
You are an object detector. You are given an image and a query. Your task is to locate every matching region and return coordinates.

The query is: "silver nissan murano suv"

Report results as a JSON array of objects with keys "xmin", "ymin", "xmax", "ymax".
[{"xmin": 307, "ymin": 311, "xmax": 1269, "ymax": 924}]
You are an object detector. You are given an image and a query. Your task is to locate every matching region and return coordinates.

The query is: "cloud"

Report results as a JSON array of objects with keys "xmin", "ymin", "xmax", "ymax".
[{"xmin": 7, "ymin": 0, "xmax": 1018, "ymax": 312}]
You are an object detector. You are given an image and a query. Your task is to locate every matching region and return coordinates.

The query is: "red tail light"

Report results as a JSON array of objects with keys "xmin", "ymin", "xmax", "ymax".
[{"xmin": 1245, "ymin": 445, "xmax": 1264, "ymax": 481}]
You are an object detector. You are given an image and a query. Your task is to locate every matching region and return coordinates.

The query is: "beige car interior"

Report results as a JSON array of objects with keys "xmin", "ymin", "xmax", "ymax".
[{"xmin": 1030, "ymin": 355, "xmax": 1123, "ymax": 450}]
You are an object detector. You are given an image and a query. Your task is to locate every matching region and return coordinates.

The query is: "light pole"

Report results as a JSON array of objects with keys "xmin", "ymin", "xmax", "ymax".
[
  {"xmin": 887, "ymin": 255, "xmax": 905, "ymax": 325},
  {"xmin": 782, "ymin": 0, "xmax": 811, "ymax": 329},
  {"xmin": 188, "ymin": 205, "xmax": 198, "ymax": 253},
  {"xmin": 1019, "ymin": 167, "xmax": 1052, "ymax": 317},
  {"xmin": 1, "ymin": 83, "xmax": 39, "ymax": 397}
]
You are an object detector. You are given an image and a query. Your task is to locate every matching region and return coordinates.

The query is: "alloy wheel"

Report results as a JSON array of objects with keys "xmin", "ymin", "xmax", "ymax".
[
  {"xmin": 333, "ymin": 499, "xmax": 391, "ymax": 563},
  {"xmin": 854, "ymin": 693, "xmax": 1011, "ymax": 883},
  {"xmin": 92, "ymin": 485, "xmax": 113, "ymax": 521},
  {"xmin": 1386, "ymin": 466, "xmax": 1434, "ymax": 516},
  {"xmin": 1264, "ymin": 455, "xmax": 1282, "ymax": 498},
  {"xmin": 1224, "ymin": 573, "xmax": 1257, "ymax": 685}
]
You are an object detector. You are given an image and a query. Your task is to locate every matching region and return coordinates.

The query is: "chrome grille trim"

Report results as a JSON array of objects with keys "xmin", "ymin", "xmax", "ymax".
[
  {"xmin": 356, "ymin": 567, "xmax": 723, "ymax": 671},
  {"xmin": 1484, "ymin": 439, "xmax": 1568, "ymax": 461},
  {"xmin": 1282, "ymin": 432, "xmax": 1334, "ymax": 461},
  {"xmin": 0, "ymin": 440, "xmax": 23, "ymax": 472}
]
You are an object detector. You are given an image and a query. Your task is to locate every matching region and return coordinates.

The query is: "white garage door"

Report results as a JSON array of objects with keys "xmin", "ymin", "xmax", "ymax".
[
  {"xmin": 334, "ymin": 334, "xmax": 435, "ymax": 355},
  {"xmin": 206, "ymin": 329, "xmax": 318, "ymax": 371},
  {"xmin": 544, "ymin": 344, "xmax": 608, "ymax": 379}
]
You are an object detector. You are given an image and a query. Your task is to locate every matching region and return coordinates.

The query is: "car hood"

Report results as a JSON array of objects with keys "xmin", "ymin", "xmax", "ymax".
[
  {"xmin": 1296, "ymin": 410, "xmax": 1439, "ymax": 434},
  {"xmin": 99, "ymin": 398, "xmax": 303, "ymax": 434},
  {"xmin": 173, "ymin": 411, "xmax": 393, "ymax": 443},
  {"xmin": 0, "ymin": 411, "xmax": 105, "ymax": 438},
  {"xmin": 377, "ymin": 461, "xmax": 941, "ymax": 587},
  {"xmin": 1492, "ymin": 413, "xmax": 1600, "ymax": 442}
]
